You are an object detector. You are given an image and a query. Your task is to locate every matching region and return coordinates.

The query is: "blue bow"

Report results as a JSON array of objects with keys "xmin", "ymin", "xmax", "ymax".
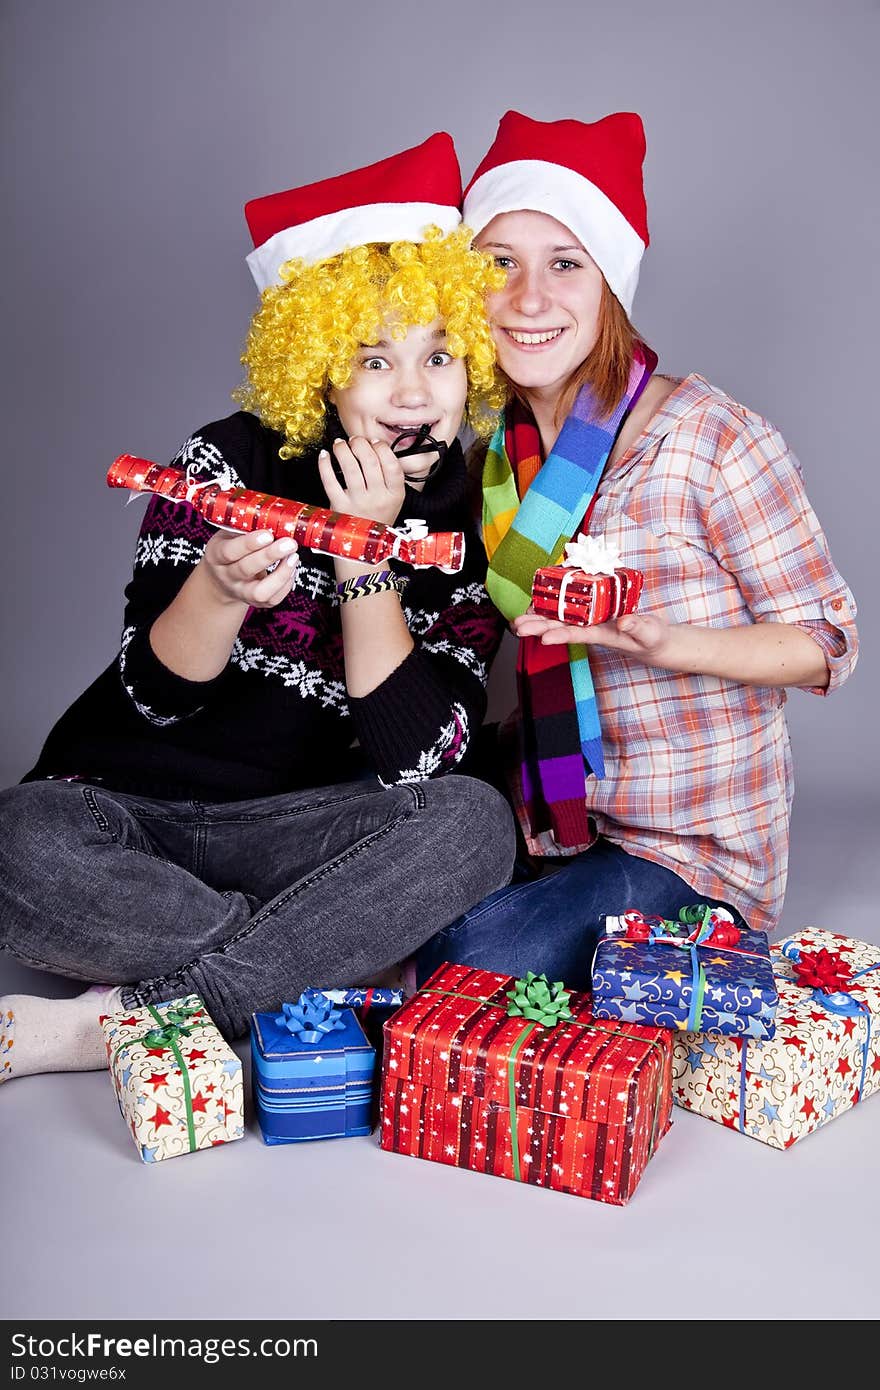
[{"xmin": 274, "ymin": 995, "xmax": 347, "ymax": 1045}]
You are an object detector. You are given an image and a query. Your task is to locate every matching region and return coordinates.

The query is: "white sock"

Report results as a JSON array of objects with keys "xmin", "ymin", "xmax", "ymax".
[{"xmin": 0, "ymin": 984, "xmax": 124, "ymax": 1084}]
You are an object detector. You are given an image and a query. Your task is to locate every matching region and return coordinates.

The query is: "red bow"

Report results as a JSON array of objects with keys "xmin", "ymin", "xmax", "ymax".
[
  {"xmin": 622, "ymin": 912, "xmax": 653, "ymax": 941},
  {"xmin": 793, "ymin": 948, "xmax": 852, "ymax": 992},
  {"xmin": 705, "ymin": 917, "xmax": 741, "ymax": 947}
]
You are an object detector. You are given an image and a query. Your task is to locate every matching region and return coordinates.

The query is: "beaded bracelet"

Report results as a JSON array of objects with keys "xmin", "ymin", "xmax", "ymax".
[{"xmin": 336, "ymin": 569, "xmax": 406, "ymax": 604}]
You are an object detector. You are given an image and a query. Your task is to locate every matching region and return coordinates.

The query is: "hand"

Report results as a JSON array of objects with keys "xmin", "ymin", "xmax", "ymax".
[
  {"xmin": 513, "ymin": 609, "xmax": 673, "ymax": 662},
  {"xmin": 318, "ymin": 437, "xmax": 406, "ymax": 527},
  {"xmin": 198, "ymin": 529, "xmax": 299, "ymax": 610}
]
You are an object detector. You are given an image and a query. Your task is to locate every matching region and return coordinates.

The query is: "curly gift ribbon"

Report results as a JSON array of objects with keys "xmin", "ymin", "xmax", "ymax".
[
  {"xmin": 611, "ymin": 906, "xmax": 753, "ymax": 1030},
  {"xmin": 274, "ymin": 995, "xmax": 347, "ymax": 1046},
  {"xmin": 620, "ymin": 905, "xmax": 740, "ymax": 947},
  {"xmin": 421, "ymin": 975, "xmax": 668, "ymax": 1186}
]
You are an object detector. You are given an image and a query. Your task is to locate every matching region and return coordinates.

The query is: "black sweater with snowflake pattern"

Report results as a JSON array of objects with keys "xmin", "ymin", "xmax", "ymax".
[{"xmin": 25, "ymin": 412, "xmax": 505, "ymax": 801}]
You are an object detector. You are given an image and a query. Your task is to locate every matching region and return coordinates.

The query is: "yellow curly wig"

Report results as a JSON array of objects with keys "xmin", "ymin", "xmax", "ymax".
[{"xmin": 235, "ymin": 227, "xmax": 505, "ymax": 457}]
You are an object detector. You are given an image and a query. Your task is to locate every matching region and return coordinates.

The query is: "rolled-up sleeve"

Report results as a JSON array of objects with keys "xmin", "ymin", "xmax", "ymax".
[{"xmin": 706, "ymin": 421, "xmax": 859, "ymax": 695}]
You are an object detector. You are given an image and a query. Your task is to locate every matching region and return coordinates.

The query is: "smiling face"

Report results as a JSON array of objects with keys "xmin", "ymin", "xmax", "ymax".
[
  {"xmin": 475, "ymin": 209, "xmax": 605, "ymax": 407},
  {"xmin": 328, "ymin": 318, "xmax": 468, "ymax": 483}
]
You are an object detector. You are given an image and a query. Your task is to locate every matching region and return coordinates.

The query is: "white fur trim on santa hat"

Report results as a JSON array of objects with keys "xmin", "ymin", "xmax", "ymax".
[
  {"xmin": 246, "ymin": 202, "xmax": 462, "ymax": 291},
  {"xmin": 464, "ymin": 160, "xmax": 645, "ymax": 315}
]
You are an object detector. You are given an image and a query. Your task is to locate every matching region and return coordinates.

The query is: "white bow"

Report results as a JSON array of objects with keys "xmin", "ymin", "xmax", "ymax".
[{"xmin": 562, "ymin": 532, "xmax": 621, "ymax": 576}]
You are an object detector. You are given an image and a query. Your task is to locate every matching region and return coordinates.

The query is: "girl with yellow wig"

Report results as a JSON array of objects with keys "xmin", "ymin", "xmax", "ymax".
[{"xmin": 0, "ymin": 135, "xmax": 516, "ymax": 1083}]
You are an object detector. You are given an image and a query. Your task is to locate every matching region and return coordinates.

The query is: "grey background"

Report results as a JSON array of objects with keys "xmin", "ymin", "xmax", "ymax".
[{"xmin": 2, "ymin": 0, "xmax": 878, "ymax": 1322}]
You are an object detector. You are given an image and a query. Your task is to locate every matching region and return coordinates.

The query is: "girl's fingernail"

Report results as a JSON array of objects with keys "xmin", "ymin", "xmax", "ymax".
[
  {"xmin": 287, "ymin": 553, "xmax": 298, "ymax": 568},
  {"xmin": 278, "ymin": 539, "xmax": 295, "ymax": 553},
  {"xmin": 319, "ymin": 449, "xmax": 329, "ymax": 459},
  {"xmin": 257, "ymin": 531, "xmax": 274, "ymax": 544}
]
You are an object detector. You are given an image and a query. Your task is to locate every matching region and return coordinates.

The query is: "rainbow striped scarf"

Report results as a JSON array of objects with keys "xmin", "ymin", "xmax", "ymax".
[{"xmin": 483, "ymin": 346, "xmax": 656, "ymax": 847}]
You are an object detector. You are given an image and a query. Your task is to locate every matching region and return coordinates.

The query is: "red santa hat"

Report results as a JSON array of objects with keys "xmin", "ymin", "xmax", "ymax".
[
  {"xmin": 245, "ymin": 132, "xmax": 462, "ymax": 292},
  {"xmin": 463, "ymin": 111, "xmax": 649, "ymax": 315}
]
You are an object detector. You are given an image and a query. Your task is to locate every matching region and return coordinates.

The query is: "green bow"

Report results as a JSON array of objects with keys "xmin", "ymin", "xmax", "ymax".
[
  {"xmin": 163, "ymin": 1003, "xmax": 203, "ymax": 1027},
  {"xmin": 111, "ymin": 998, "xmax": 212, "ymax": 1154},
  {"xmin": 141, "ymin": 1023, "xmax": 192, "ymax": 1049},
  {"xmin": 140, "ymin": 1001, "xmax": 203, "ymax": 1051},
  {"xmin": 505, "ymin": 972, "xmax": 574, "ymax": 1027}
]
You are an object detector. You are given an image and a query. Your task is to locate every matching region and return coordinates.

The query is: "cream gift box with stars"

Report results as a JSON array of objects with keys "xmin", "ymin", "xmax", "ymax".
[
  {"xmin": 672, "ymin": 929, "xmax": 880, "ymax": 1148},
  {"xmin": 101, "ymin": 995, "xmax": 244, "ymax": 1163}
]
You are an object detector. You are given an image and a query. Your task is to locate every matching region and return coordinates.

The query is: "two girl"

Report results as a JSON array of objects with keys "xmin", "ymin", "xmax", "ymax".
[{"xmin": 2, "ymin": 112, "xmax": 858, "ymax": 1086}]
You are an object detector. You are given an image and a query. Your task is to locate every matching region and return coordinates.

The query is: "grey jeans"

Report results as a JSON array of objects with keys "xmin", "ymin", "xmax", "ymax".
[{"xmin": 0, "ymin": 776, "xmax": 516, "ymax": 1038}]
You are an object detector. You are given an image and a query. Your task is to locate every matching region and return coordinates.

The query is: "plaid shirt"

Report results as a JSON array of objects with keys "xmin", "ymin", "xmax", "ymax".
[{"xmin": 509, "ymin": 374, "xmax": 858, "ymax": 933}]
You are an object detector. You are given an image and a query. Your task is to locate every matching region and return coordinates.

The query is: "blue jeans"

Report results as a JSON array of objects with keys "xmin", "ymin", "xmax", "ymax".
[
  {"xmin": 416, "ymin": 837, "xmax": 746, "ymax": 989},
  {"xmin": 0, "ymin": 775, "xmax": 516, "ymax": 1038}
]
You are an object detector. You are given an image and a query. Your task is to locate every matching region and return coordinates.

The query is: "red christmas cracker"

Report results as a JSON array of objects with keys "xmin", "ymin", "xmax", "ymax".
[
  {"xmin": 380, "ymin": 963, "xmax": 673, "ymax": 1205},
  {"xmin": 107, "ymin": 454, "xmax": 465, "ymax": 573}
]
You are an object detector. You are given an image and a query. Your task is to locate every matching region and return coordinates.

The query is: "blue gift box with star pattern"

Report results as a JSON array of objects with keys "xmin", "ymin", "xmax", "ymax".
[
  {"xmin": 591, "ymin": 910, "xmax": 778, "ymax": 1039},
  {"xmin": 251, "ymin": 994, "xmax": 376, "ymax": 1144}
]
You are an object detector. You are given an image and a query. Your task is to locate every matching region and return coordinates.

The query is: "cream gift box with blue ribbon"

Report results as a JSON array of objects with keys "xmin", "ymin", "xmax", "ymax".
[
  {"xmin": 251, "ymin": 993, "xmax": 375, "ymax": 1144},
  {"xmin": 100, "ymin": 995, "xmax": 244, "ymax": 1163},
  {"xmin": 671, "ymin": 928, "xmax": 880, "ymax": 1148},
  {"xmin": 591, "ymin": 906, "xmax": 778, "ymax": 1039}
]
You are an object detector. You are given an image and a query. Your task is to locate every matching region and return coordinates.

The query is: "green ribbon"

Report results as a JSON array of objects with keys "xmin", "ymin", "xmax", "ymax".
[
  {"xmin": 140, "ymin": 1023, "xmax": 191, "ymax": 1049},
  {"xmin": 422, "ymin": 978, "xmax": 669, "ymax": 1187},
  {"xmin": 502, "ymin": 973, "xmax": 577, "ymax": 1177},
  {"xmin": 111, "ymin": 999, "xmax": 212, "ymax": 1154},
  {"xmin": 645, "ymin": 908, "xmax": 723, "ymax": 1030}
]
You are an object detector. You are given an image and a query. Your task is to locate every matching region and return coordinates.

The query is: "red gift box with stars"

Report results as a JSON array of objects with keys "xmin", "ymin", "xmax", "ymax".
[
  {"xmin": 671, "ymin": 929, "xmax": 880, "ymax": 1148},
  {"xmin": 100, "ymin": 994, "xmax": 244, "ymax": 1163},
  {"xmin": 379, "ymin": 963, "xmax": 674, "ymax": 1205}
]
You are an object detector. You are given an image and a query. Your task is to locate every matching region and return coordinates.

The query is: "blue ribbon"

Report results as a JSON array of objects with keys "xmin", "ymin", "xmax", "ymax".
[
  {"xmin": 274, "ymin": 995, "xmax": 347, "ymax": 1046},
  {"xmin": 647, "ymin": 908, "xmax": 716, "ymax": 1030}
]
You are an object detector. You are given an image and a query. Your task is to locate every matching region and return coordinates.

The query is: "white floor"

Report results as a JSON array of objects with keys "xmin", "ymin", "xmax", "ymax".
[{"xmin": 3, "ymin": 792, "xmax": 878, "ymax": 1321}]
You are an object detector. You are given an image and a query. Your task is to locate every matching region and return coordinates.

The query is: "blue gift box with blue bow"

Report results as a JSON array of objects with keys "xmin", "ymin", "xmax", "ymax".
[
  {"xmin": 591, "ymin": 906, "xmax": 778, "ymax": 1039},
  {"xmin": 251, "ymin": 994, "xmax": 376, "ymax": 1144}
]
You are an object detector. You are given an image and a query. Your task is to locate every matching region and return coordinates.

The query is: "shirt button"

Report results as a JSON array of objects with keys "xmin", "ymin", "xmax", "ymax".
[{"xmin": 831, "ymin": 598, "xmax": 844, "ymax": 612}]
